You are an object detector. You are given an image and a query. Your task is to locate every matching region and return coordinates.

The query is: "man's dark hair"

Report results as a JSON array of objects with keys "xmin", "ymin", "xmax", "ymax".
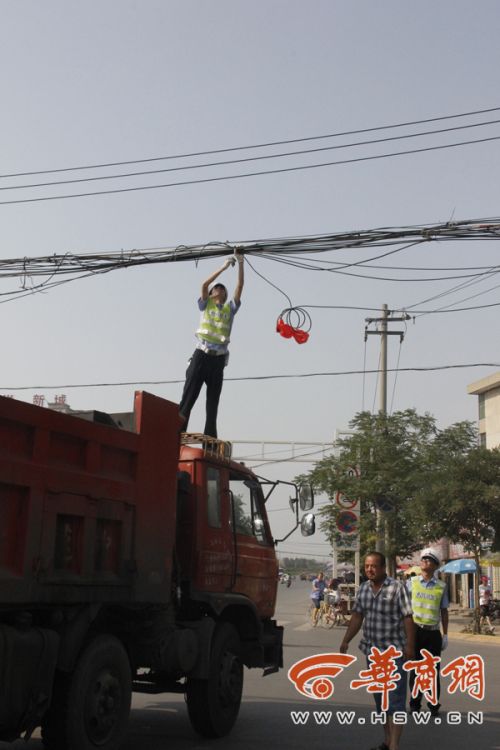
[
  {"xmin": 209, "ymin": 283, "xmax": 228, "ymax": 301},
  {"xmin": 365, "ymin": 551, "xmax": 386, "ymax": 567}
]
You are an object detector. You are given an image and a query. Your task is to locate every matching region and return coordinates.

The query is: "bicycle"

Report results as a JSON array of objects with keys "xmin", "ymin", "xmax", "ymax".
[
  {"xmin": 322, "ymin": 603, "xmax": 341, "ymax": 628},
  {"xmin": 462, "ymin": 617, "xmax": 496, "ymax": 635},
  {"xmin": 479, "ymin": 616, "xmax": 496, "ymax": 634},
  {"xmin": 307, "ymin": 599, "xmax": 326, "ymax": 627},
  {"xmin": 322, "ymin": 596, "xmax": 349, "ymax": 629}
]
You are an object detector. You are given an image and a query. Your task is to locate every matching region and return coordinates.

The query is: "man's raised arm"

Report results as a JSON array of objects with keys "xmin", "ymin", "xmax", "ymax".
[
  {"xmin": 201, "ymin": 258, "xmax": 233, "ymax": 301},
  {"xmin": 233, "ymin": 251, "xmax": 244, "ymax": 304}
]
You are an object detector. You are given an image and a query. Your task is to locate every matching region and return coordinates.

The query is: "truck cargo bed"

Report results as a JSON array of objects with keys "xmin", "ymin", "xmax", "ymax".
[{"xmin": 0, "ymin": 392, "xmax": 181, "ymax": 606}]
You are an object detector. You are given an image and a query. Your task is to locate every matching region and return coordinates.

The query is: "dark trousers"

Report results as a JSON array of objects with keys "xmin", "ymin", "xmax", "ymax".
[
  {"xmin": 409, "ymin": 626, "xmax": 443, "ymax": 709},
  {"xmin": 179, "ymin": 349, "xmax": 225, "ymax": 438}
]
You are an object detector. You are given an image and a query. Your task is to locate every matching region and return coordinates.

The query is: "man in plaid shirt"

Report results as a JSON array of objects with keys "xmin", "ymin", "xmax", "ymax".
[{"xmin": 340, "ymin": 552, "xmax": 414, "ymax": 750}]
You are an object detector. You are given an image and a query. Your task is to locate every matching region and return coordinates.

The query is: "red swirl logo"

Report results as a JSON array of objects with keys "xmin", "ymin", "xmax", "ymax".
[{"xmin": 288, "ymin": 653, "xmax": 357, "ymax": 700}]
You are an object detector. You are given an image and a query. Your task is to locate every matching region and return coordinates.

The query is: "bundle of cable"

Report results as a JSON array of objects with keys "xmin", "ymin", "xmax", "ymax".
[{"xmin": 276, "ymin": 307, "xmax": 311, "ymax": 344}]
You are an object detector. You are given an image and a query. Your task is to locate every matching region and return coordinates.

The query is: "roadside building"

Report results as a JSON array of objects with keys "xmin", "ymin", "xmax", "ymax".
[
  {"xmin": 467, "ymin": 371, "xmax": 500, "ymax": 448},
  {"xmin": 466, "ymin": 372, "xmax": 500, "ymax": 599}
]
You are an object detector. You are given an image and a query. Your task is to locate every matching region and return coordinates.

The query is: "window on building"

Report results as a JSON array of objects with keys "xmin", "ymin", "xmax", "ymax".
[
  {"xmin": 478, "ymin": 393, "xmax": 485, "ymax": 420},
  {"xmin": 479, "ymin": 432, "xmax": 487, "ymax": 448}
]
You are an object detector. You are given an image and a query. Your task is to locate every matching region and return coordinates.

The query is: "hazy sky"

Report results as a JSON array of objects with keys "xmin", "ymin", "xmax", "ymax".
[{"xmin": 1, "ymin": 1, "xmax": 500, "ymax": 558}]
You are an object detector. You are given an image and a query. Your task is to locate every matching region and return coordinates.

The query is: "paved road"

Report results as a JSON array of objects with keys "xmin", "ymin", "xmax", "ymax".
[{"xmin": 13, "ymin": 580, "xmax": 500, "ymax": 750}]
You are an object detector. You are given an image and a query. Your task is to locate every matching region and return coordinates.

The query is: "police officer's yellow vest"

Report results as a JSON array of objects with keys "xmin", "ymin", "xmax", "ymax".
[
  {"xmin": 197, "ymin": 299, "xmax": 232, "ymax": 345},
  {"xmin": 411, "ymin": 578, "xmax": 446, "ymax": 626}
]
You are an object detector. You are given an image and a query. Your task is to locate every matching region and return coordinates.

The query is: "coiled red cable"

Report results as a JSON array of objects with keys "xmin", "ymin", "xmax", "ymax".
[{"xmin": 276, "ymin": 307, "xmax": 312, "ymax": 344}]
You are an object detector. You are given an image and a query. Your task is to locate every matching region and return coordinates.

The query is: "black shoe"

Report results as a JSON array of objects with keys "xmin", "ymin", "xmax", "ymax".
[{"xmin": 429, "ymin": 704, "xmax": 441, "ymax": 717}]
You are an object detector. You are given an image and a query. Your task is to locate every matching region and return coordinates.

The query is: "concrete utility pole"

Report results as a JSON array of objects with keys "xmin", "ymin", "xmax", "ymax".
[
  {"xmin": 365, "ymin": 305, "xmax": 410, "ymax": 562},
  {"xmin": 379, "ymin": 304, "xmax": 388, "ymax": 414}
]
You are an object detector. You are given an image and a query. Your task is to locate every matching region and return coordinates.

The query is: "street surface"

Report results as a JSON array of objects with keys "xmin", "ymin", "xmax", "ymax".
[{"xmin": 10, "ymin": 580, "xmax": 500, "ymax": 750}]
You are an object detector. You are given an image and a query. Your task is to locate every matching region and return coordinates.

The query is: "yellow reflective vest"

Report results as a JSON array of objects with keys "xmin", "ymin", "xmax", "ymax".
[
  {"xmin": 411, "ymin": 577, "xmax": 446, "ymax": 626},
  {"xmin": 196, "ymin": 298, "xmax": 233, "ymax": 346}
]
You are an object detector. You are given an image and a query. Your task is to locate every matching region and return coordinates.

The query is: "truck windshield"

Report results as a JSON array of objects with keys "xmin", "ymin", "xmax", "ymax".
[{"xmin": 229, "ymin": 475, "xmax": 269, "ymax": 544}]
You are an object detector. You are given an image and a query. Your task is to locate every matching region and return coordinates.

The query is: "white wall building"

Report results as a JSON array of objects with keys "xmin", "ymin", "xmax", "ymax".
[
  {"xmin": 467, "ymin": 372, "xmax": 500, "ymax": 599},
  {"xmin": 467, "ymin": 371, "xmax": 500, "ymax": 448}
]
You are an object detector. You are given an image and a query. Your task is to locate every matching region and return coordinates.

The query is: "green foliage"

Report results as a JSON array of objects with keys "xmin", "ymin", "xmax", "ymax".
[
  {"xmin": 413, "ymin": 443, "xmax": 500, "ymax": 633},
  {"xmin": 299, "ymin": 409, "xmax": 495, "ymax": 569},
  {"xmin": 415, "ymin": 445, "xmax": 500, "ymax": 556}
]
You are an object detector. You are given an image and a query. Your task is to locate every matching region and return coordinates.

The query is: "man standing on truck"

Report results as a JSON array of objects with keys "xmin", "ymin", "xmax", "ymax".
[{"xmin": 179, "ymin": 250, "xmax": 244, "ymax": 438}]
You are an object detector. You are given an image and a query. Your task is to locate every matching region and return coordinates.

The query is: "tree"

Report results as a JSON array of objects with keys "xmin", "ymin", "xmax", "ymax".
[
  {"xmin": 415, "ymin": 445, "xmax": 500, "ymax": 632},
  {"xmin": 301, "ymin": 409, "xmax": 500, "ymax": 628},
  {"xmin": 301, "ymin": 410, "xmax": 480, "ymax": 574}
]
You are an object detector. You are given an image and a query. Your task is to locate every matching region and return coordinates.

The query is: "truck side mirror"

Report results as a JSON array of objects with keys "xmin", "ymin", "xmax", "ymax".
[
  {"xmin": 300, "ymin": 513, "xmax": 315, "ymax": 537},
  {"xmin": 298, "ymin": 484, "xmax": 314, "ymax": 511}
]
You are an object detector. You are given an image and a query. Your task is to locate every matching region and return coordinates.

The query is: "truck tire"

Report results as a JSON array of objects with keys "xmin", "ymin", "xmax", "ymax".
[
  {"xmin": 186, "ymin": 622, "xmax": 243, "ymax": 738},
  {"xmin": 41, "ymin": 635, "xmax": 131, "ymax": 750}
]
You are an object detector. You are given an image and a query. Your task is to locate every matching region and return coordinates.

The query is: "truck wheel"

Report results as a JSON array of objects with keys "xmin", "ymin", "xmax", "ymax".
[
  {"xmin": 186, "ymin": 622, "xmax": 243, "ymax": 738},
  {"xmin": 41, "ymin": 635, "xmax": 131, "ymax": 750}
]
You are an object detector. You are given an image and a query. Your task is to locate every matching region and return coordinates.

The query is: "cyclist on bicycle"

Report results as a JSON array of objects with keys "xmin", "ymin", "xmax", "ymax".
[
  {"xmin": 322, "ymin": 580, "xmax": 348, "ymax": 627},
  {"xmin": 310, "ymin": 571, "xmax": 326, "ymax": 625}
]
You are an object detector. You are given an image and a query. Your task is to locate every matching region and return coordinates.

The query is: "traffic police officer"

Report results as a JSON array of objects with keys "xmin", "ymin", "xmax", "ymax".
[{"xmin": 408, "ymin": 548, "xmax": 449, "ymax": 715}]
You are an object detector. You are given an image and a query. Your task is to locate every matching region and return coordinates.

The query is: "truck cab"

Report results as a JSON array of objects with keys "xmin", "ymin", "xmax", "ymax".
[{"xmin": 177, "ymin": 437, "xmax": 277, "ymax": 616}]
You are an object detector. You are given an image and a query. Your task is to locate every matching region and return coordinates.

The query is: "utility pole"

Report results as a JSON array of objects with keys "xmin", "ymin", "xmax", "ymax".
[
  {"xmin": 365, "ymin": 305, "xmax": 410, "ymax": 565},
  {"xmin": 379, "ymin": 304, "xmax": 388, "ymax": 414}
]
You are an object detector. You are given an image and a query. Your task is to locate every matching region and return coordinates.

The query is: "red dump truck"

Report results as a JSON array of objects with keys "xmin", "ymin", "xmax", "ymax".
[{"xmin": 0, "ymin": 391, "xmax": 314, "ymax": 749}]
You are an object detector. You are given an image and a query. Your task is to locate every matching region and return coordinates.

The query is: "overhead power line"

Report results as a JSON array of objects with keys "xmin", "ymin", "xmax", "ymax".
[
  {"xmin": 1, "ymin": 362, "xmax": 499, "ymax": 392},
  {"xmin": 258, "ymin": 249, "xmax": 500, "ymax": 282},
  {"xmin": 1, "ymin": 134, "xmax": 500, "ymax": 206},
  {"xmin": 2, "ymin": 104, "xmax": 499, "ymax": 179},
  {"xmin": 3, "ymin": 117, "xmax": 500, "ymax": 193},
  {"xmin": 0, "ymin": 217, "xmax": 499, "ymax": 278},
  {"xmin": 1, "ymin": 216, "xmax": 500, "ymax": 311}
]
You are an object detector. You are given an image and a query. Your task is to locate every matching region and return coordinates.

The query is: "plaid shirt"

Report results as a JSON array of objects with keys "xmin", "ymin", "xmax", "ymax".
[{"xmin": 352, "ymin": 576, "xmax": 413, "ymax": 655}]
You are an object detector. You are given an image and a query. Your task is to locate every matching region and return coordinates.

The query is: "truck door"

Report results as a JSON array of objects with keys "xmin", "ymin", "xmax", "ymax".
[
  {"xmin": 196, "ymin": 464, "xmax": 233, "ymax": 592},
  {"xmin": 229, "ymin": 472, "xmax": 277, "ymax": 619}
]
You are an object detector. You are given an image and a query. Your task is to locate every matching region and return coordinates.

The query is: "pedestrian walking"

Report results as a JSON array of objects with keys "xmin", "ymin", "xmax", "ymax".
[
  {"xmin": 479, "ymin": 575, "xmax": 495, "ymax": 633},
  {"xmin": 340, "ymin": 551, "xmax": 414, "ymax": 750}
]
